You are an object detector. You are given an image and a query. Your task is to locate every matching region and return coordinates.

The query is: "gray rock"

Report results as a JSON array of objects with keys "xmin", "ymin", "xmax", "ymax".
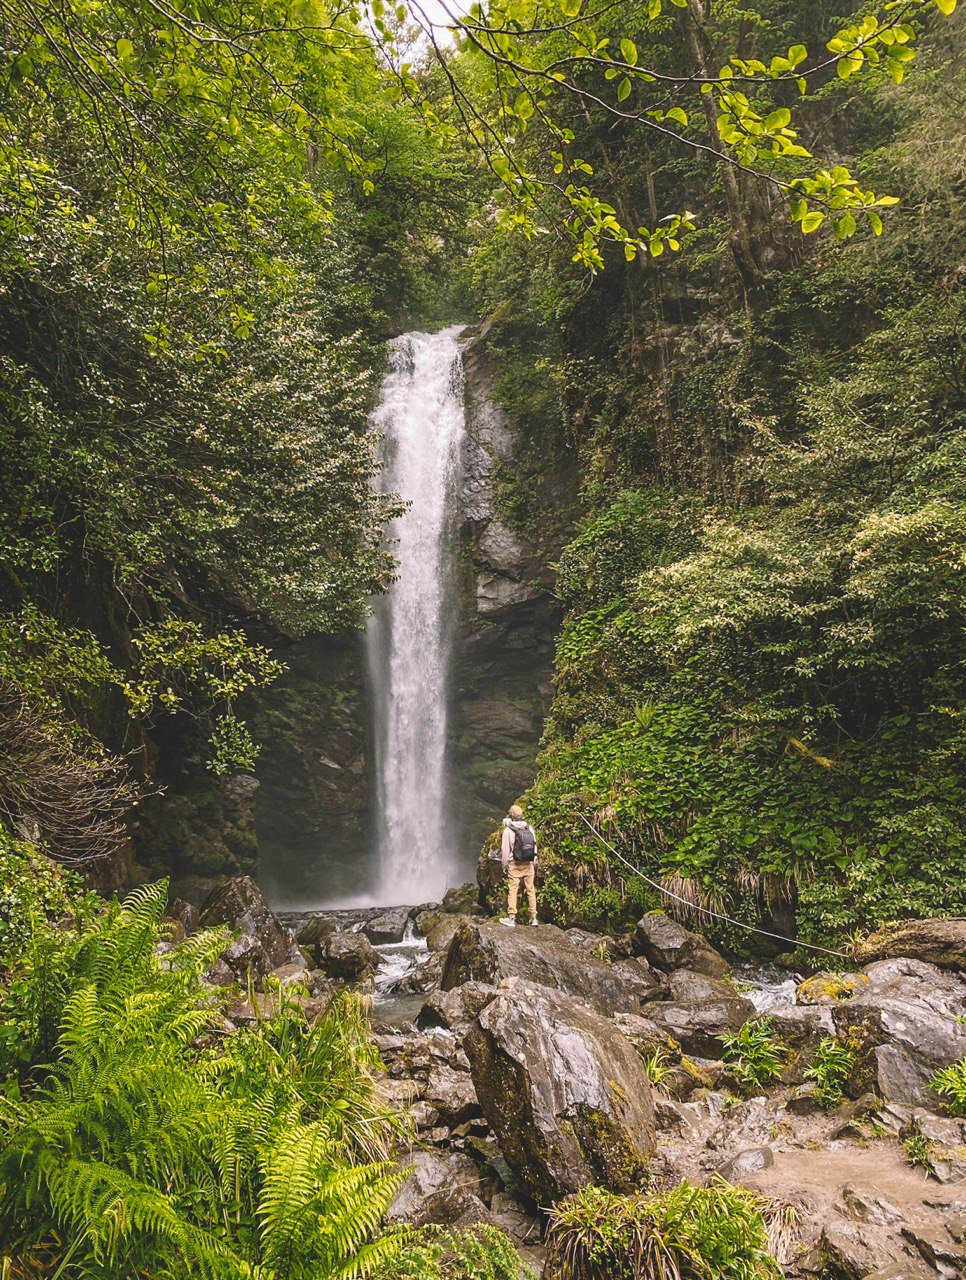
[
  {"xmin": 443, "ymin": 883, "xmax": 479, "ymax": 914},
  {"xmin": 416, "ymin": 981, "xmax": 497, "ymax": 1031},
  {"xmin": 266, "ymin": 960, "xmax": 310, "ymax": 988},
  {"xmin": 667, "ymin": 968, "xmax": 738, "ymax": 1003},
  {"xmin": 862, "ymin": 1260, "xmax": 936, "ymax": 1280},
  {"xmin": 478, "ymin": 518, "xmax": 527, "ymax": 577},
  {"xmin": 835, "ymin": 957, "xmax": 966, "ymax": 1108},
  {"xmin": 785, "ymin": 1082, "xmax": 824, "ymax": 1115},
  {"xmin": 315, "ymin": 930, "xmax": 378, "ymax": 982},
  {"xmin": 820, "ymin": 1222, "xmax": 896, "ymax": 1279},
  {"xmin": 488, "ymin": 1191, "xmax": 541, "ymax": 1244},
  {"xmin": 427, "ymin": 915, "xmax": 465, "ymax": 953},
  {"xmin": 901, "ymin": 1223, "xmax": 966, "ymax": 1278},
  {"xmin": 565, "ymin": 928, "xmax": 632, "ymax": 961},
  {"xmin": 297, "ymin": 916, "xmax": 335, "ymax": 948},
  {"xmin": 854, "ymin": 918, "xmax": 966, "ymax": 970},
  {"xmin": 443, "ymin": 919, "xmax": 661, "ymax": 1015},
  {"xmin": 633, "ymin": 912, "xmax": 730, "ymax": 978},
  {"xmin": 769, "ymin": 1004, "xmax": 836, "ymax": 1049},
  {"xmin": 395, "ymin": 950, "xmax": 445, "ymax": 995},
  {"xmin": 841, "ymin": 1183, "xmax": 904, "ymax": 1226},
  {"xmin": 423, "ymin": 1064, "xmax": 482, "ymax": 1128},
  {"xmin": 198, "ymin": 876, "xmax": 303, "ymax": 980},
  {"xmin": 464, "ymin": 977, "xmax": 656, "ymax": 1204},
  {"xmin": 715, "ymin": 1146, "xmax": 774, "ymax": 1179},
  {"xmin": 643, "ymin": 995, "xmax": 755, "ymax": 1058},
  {"xmin": 363, "ymin": 907, "xmax": 412, "ymax": 945},
  {"xmin": 386, "ymin": 1150, "xmax": 493, "ymax": 1224}
]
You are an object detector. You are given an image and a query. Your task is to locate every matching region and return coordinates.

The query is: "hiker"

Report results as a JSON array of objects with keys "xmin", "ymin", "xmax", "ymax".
[{"xmin": 499, "ymin": 804, "xmax": 538, "ymax": 927}]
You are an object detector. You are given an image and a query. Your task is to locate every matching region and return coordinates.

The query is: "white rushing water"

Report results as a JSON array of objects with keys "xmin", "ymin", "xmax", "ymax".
[{"xmin": 366, "ymin": 327, "xmax": 466, "ymax": 905}]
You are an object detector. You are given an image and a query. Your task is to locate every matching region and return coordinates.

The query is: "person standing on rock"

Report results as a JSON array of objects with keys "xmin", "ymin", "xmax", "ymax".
[{"xmin": 500, "ymin": 804, "xmax": 538, "ymax": 927}]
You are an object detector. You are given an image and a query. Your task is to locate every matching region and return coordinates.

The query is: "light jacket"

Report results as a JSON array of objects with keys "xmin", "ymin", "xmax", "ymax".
[{"xmin": 501, "ymin": 817, "xmax": 537, "ymax": 870}]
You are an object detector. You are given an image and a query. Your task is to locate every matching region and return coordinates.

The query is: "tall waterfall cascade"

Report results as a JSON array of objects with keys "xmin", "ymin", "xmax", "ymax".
[{"xmin": 366, "ymin": 326, "xmax": 466, "ymax": 905}]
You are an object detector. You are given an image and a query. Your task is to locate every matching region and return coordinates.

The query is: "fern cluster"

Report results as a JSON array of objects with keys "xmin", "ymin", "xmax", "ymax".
[{"xmin": 0, "ymin": 881, "xmax": 409, "ymax": 1278}]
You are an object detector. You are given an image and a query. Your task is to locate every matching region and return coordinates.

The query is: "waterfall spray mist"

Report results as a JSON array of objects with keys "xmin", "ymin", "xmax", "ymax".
[{"xmin": 366, "ymin": 327, "xmax": 466, "ymax": 904}]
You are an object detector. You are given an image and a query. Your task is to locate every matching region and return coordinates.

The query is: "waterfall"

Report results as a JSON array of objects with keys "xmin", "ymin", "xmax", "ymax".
[{"xmin": 366, "ymin": 326, "xmax": 466, "ymax": 905}]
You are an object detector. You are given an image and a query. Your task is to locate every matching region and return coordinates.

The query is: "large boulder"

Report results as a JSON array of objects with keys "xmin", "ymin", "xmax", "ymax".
[
  {"xmin": 363, "ymin": 907, "xmax": 412, "ymax": 945},
  {"xmin": 464, "ymin": 977, "xmax": 656, "ymax": 1204},
  {"xmin": 642, "ymin": 991, "xmax": 755, "ymax": 1059},
  {"xmin": 835, "ymin": 958, "xmax": 966, "ymax": 1108},
  {"xmin": 853, "ymin": 919, "xmax": 966, "ymax": 970},
  {"xmin": 442, "ymin": 919, "xmax": 661, "ymax": 1015},
  {"xmin": 198, "ymin": 876, "xmax": 303, "ymax": 980},
  {"xmin": 633, "ymin": 912, "xmax": 730, "ymax": 978},
  {"xmin": 315, "ymin": 930, "xmax": 378, "ymax": 982}
]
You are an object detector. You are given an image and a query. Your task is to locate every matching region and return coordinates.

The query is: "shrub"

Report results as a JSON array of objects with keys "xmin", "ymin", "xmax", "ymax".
[
  {"xmin": 0, "ymin": 826, "xmax": 85, "ymax": 968},
  {"xmin": 929, "ymin": 1059, "xmax": 966, "ymax": 1118},
  {"xmin": 720, "ymin": 1017, "xmax": 786, "ymax": 1094},
  {"xmin": 804, "ymin": 1036, "xmax": 858, "ymax": 1110},
  {"xmin": 376, "ymin": 1225, "xmax": 535, "ymax": 1278},
  {"xmin": 545, "ymin": 1180, "xmax": 786, "ymax": 1280},
  {"xmin": 904, "ymin": 1132, "xmax": 938, "ymax": 1176}
]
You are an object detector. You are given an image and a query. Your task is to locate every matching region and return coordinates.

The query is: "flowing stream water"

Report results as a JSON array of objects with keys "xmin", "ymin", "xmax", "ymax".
[{"xmin": 366, "ymin": 326, "xmax": 466, "ymax": 906}]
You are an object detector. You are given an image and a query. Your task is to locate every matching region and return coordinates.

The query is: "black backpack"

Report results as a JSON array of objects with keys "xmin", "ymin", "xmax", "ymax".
[{"xmin": 511, "ymin": 825, "xmax": 537, "ymax": 863}]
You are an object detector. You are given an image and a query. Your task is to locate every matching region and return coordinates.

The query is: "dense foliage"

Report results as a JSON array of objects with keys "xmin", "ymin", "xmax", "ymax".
[
  {"xmin": 544, "ymin": 1181, "xmax": 788, "ymax": 1280},
  {"xmin": 0, "ymin": 877, "xmax": 414, "ymax": 1278},
  {"xmin": 476, "ymin": 3, "xmax": 966, "ymax": 948}
]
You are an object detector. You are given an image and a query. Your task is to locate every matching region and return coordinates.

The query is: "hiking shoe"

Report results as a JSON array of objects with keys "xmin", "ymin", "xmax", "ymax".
[
  {"xmin": 499, "ymin": 917, "xmax": 515, "ymax": 928},
  {"xmin": 529, "ymin": 918, "xmax": 539, "ymax": 927}
]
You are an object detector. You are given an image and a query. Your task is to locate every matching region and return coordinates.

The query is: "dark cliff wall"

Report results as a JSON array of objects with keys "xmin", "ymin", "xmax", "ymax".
[{"xmin": 450, "ymin": 329, "xmax": 578, "ymax": 871}]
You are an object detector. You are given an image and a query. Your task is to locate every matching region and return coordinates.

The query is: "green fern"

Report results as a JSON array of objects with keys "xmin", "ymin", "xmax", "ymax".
[{"xmin": 0, "ymin": 881, "xmax": 408, "ymax": 1279}]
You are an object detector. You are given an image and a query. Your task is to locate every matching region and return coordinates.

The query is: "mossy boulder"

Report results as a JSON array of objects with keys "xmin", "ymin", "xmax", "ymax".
[
  {"xmin": 465, "ymin": 977, "xmax": 656, "ymax": 1204},
  {"xmin": 852, "ymin": 918, "xmax": 966, "ymax": 971}
]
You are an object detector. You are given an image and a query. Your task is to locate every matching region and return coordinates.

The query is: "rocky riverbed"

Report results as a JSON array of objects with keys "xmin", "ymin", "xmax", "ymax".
[{"xmin": 176, "ymin": 876, "xmax": 966, "ymax": 1279}]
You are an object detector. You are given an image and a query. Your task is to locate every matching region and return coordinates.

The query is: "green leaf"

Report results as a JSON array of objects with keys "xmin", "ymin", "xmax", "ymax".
[
  {"xmin": 788, "ymin": 44, "xmax": 807, "ymax": 67},
  {"xmin": 800, "ymin": 211, "xmax": 825, "ymax": 233},
  {"xmin": 834, "ymin": 210, "xmax": 856, "ymax": 239},
  {"xmin": 648, "ymin": 0, "xmax": 662, "ymax": 17},
  {"xmin": 935, "ymin": 0, "xmax": 957, "ymax": 15},
  {"xmin": 665, "ymin": 106, "xmax": 688, "ymax": 127},
  {"xmin": 560, "ymin": 0, "xmax": 582, "ymax": 16},
  {"xmin": 764, "ymin": 108, "xmax": 791, "ymax": 131},
  {"xmin": 867, "ymin": 210, "xmax": 883, "ymax": 235},
  {"xmin": 790, "ymin": 197, "xmax": 807, "ymax": 222},
  {"xmin": 116, "ymin": 37, "xmax": 134, "ymax": 60},
  {"xmin": 617, "ymin": 77, "xmax": 632, "ymax": 102},
  {"xmin": 620, "ymin": 39, "xmax": 638, "ymax": 65}
]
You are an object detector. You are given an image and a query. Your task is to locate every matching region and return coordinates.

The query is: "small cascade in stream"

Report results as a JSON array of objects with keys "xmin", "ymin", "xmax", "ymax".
[{"xmin": 366, "ymin": 326, "xmax": 466, "ymax": 905}]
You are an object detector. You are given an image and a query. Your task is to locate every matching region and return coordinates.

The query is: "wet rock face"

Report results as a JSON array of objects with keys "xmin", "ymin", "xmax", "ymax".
[
  {"xmin": 137, "ymin": 774, "xmax": 260, "ymax": 901},
  {"xmin": 642, "ymin": 993, "xmax": 756, "ymax": 1059},
  {"xmin": 313, "ymin": 931, "xmax": 378, "ymax": 983},
  {"xmin": 450, "ymin": 331, "xmax": 578, "ymax": 861},
  {"xmin": 197, "ymin": 875, "xmax": 303, "ymax": 979},
  {"xmin": 442, "ymin": 919, "xmax": 663, "ymax": 1014},
  {"xmin": 836, "ymin": 957, "xmax": 966, "ymax": 1108},
  {"xmin": 465, "ymin": 977, "xmax": 656, "ymax": 1204},
  {"xmin": 633, "ymin": 911, "xmax": 731, "ymax": 978},
  {"xmin": 853, "ymin": 918, "xmax": 966, "ymax": 970}
]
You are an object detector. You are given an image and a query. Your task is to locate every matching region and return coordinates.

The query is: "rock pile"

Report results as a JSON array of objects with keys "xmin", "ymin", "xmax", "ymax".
[{"xmin": 178, "ymin": 880, "xmax": 966, "ymax": 1279}]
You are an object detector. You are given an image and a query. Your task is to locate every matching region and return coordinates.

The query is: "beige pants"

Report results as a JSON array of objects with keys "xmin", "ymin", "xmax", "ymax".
[{"xmin": 507, "ymin": 860, "xmax": 536, "ymax": 919}]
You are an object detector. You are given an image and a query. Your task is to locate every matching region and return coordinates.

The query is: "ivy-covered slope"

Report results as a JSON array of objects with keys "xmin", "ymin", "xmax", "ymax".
[{"xmin": 468, "ymin": 9, "xmax": 965, "ymax": 950}]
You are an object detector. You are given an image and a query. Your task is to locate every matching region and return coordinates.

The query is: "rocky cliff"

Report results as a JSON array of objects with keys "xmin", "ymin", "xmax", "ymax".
[{"xmin": 449, "ymin": 328, "xmax": 577, "ymax": 865}]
